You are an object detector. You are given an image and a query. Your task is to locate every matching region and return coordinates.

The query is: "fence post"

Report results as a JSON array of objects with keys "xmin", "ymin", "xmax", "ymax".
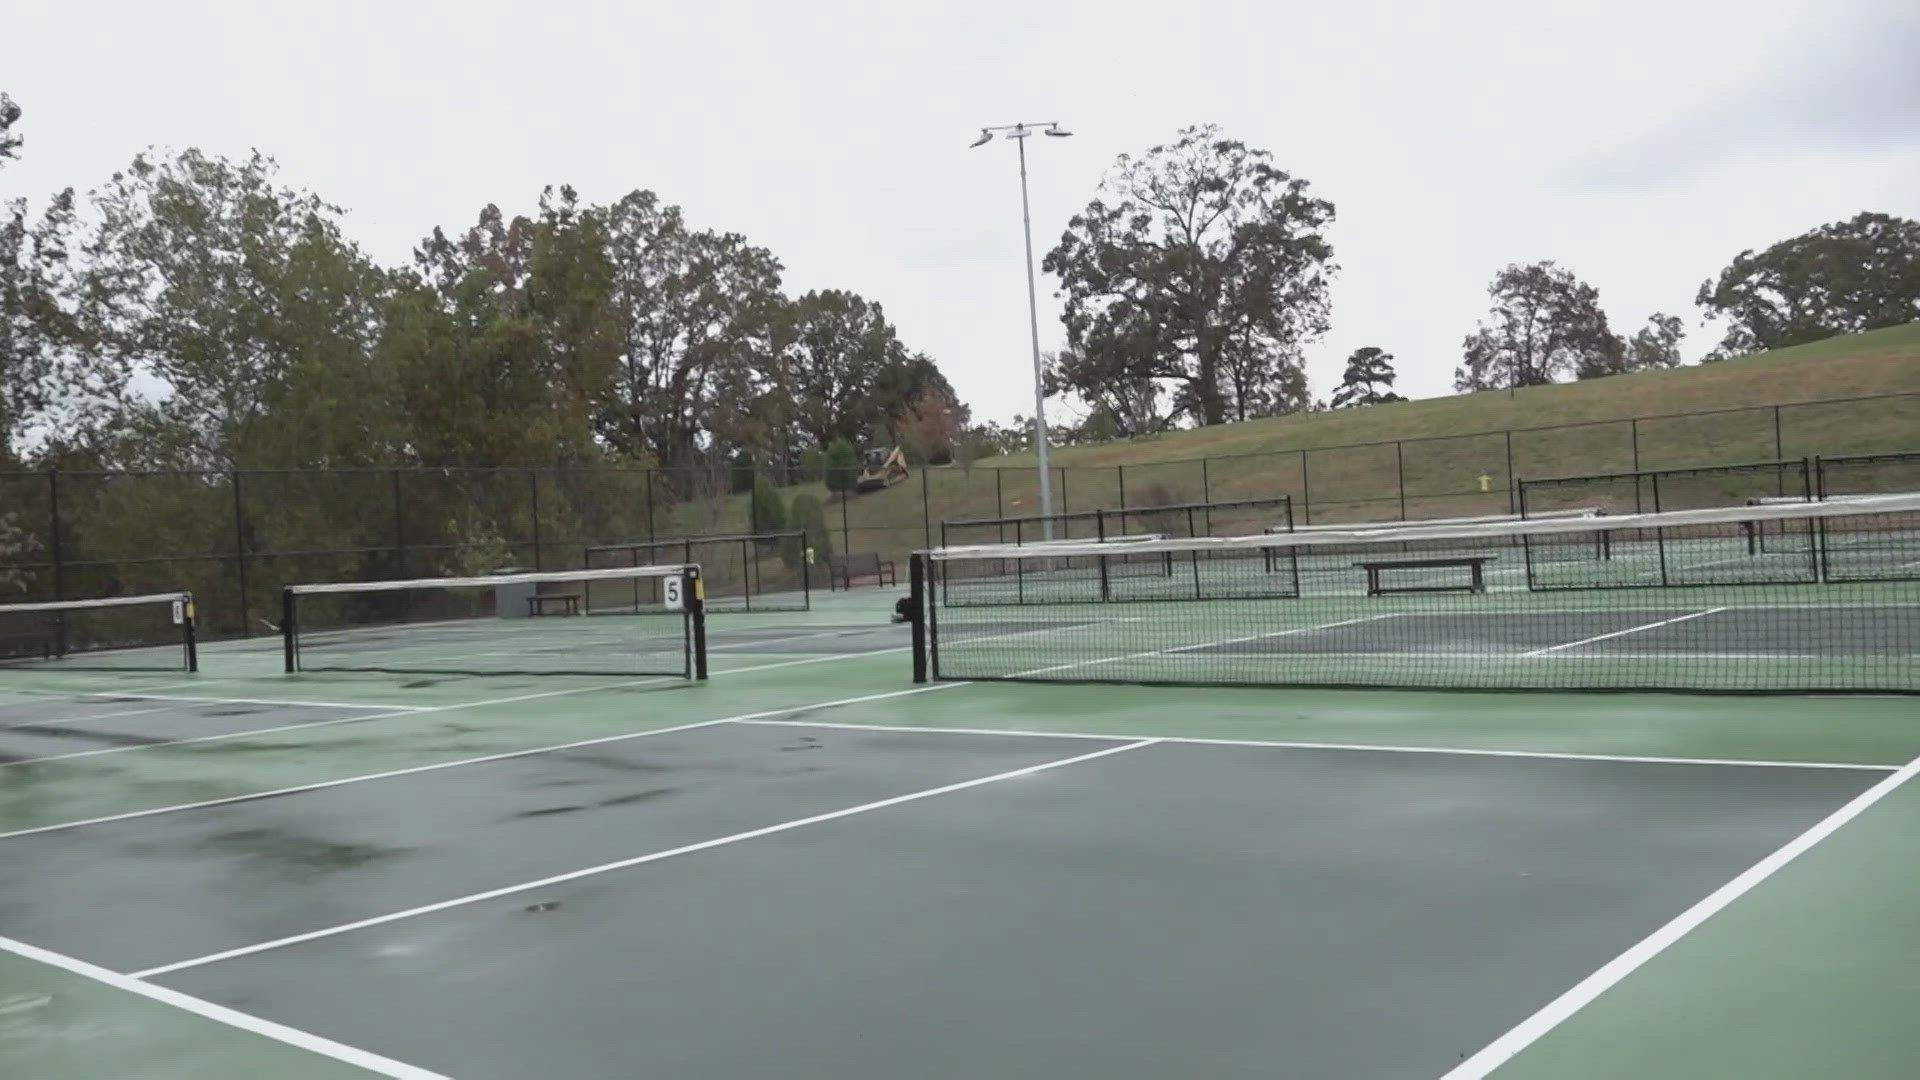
[
  {"xmin": 994, "ymin": 468, "xmax": 1004, "ymax": 519},
  {"xmin": 921, "ymin": 468, "xmax": 931, "ymax": 549},
  {"xmin": 1298, "ymin": 450, "xmax": 1312, "ymax": 525},
  {"xmin": 1201, "ymin": 457, "xmax": 1211, "ymax": 503},
  {"xmin": 1116, "ymin": 465, "xmax": 1126, "ymax": 508},
  {"xmin": 391, "ymin": 470, "xmax": 405, "ymax": 576},
  {"xmin": 1394, "ymin": 441, "xmax": 1407, "ymax": 520},
  {"xmin": 1503, "ymin": 430, "xmax": 1516, "ymax": 514},
  {"xmin": 1773, "ymin": 405, "xmax": 1786, "ymax": 496},
  {"xmin": 1058, "ymin": 468, "xmax": 1068, "ymax": 516},
  {"xmin": 231, "ymin": 472, "xmax": 250, "ymax": 637},
  {"xmin": 47, "ymin": 469, "xmax": 64, "ymax": 601},
  {"xmin": 840, "ymin": 482, "xmax": 851, "ymax": 555},
  {"xmin": 645, "ymin": 469, "xmax": 656, "ymax": 542},
  {"xmin": 1630, "ymin": 418, "xmax": 1641, "ymax": 472},
  {"xmin": 529, "ymin": 470, "xmax": 542, "ymax": 571}
]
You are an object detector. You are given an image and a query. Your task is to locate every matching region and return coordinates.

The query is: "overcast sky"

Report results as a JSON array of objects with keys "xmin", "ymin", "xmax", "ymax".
[{"xmin": 4, "ymin": 0, "xmax": 1916, "ymax": 425}]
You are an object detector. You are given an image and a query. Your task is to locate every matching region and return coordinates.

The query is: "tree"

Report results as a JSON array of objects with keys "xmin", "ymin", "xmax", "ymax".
[
  {"xmin": 893, "ymin": 386, "xmax": 969, "ymax": 466},
  {"xmin": 748, "ymin": 473, "xmax": 786, "ymax": 536},
  {"xmin": 1044, "ymin": 124, "xmax": 1335, "ymax": 428},
  {"xmin": 0, "ymin": 93, "xmax": 19, "ymax": 165},
  {"xmin": 729, "ymin": 449, "xmax": 755, "ymax": 494},
  {"xmin": 1696, "ymin": 212, "xmax": 1920, "ymax": 358},
  {"xmin": 787, "ymin": 492, "xmax": 833, "ymax": 567},
  {"xmin": 1585, "ymin": 313, "xmax": 1685, "ymax": 380},
  {"xmin": 596, "ymin": 190, "xmax": 784, "ymax": 474},
  {"xmin": 822, "ymin": 437, "xmax": 859, "ymax": 497},
  {"xmin": 775, "ymin": 290, "xmax": 955, "ymax": 452},
  {"xmin": 1455, "ymin": 262, "xmax": 1622, "ymax": 392},
  {"xmin": 796, "ymin": 445, "xmax": 825, "ymax": 482},
  {"xmin": 1329, "ymin": 347, "xmax": 1406, "ymax": 407}
]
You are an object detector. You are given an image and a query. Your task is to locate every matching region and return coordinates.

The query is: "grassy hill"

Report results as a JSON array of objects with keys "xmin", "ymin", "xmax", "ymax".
[{"xmin": 668, "ymin": 323, "xmax": 1920, "ymax": 566}]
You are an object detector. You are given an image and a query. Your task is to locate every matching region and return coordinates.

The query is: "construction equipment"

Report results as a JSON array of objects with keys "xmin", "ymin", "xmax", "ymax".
[{"xmin": 856, "ymin": 446, "xmax": 909, "ymax": 493}]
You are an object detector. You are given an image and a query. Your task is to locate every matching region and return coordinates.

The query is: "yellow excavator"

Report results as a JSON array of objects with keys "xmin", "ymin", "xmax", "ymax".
[{"xmin": 855, "ymin": 446, "xmax": 909, "ymax": 493}]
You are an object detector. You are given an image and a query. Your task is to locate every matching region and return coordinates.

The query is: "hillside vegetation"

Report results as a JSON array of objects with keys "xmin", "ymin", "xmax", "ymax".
[{"xmin": 670, "ymin": 323, "xmax": 1920, "ymax": 564}]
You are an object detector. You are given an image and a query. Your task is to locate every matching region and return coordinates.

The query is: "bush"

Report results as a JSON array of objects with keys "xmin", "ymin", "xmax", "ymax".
[
  {"xmin": 796, "ymin": 446, "xmax": 826, "ymax": 483},
  {"xmin": 786, "ymin": 493, "xmax": 833, "ymax": 570},
  {"xmin": 729, "ymin": 450, "xmax": 756, "ymax": 494},
  {"xmin": 749, "ymin": 475, "xmax": 787, "ymax": 537},
  {"xmin": 823, "ymin": 439, "xmax": 859, "ymax": 496}
]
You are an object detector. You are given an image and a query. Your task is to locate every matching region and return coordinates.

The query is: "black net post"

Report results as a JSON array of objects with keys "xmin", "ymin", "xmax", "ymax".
[
  {"xmin": 909, "ymin": 553, "xmax": 928, "ymax": 683},
  {"xmin": 281, "ymin": 588, "xmax": 297, "ymax": 673},
  {"xmin": 182, "ymin": 595, "xmax": 199, "ymax": 673},
  {"xmin": 687, "ymin": 566, "xmax": 708, "ymax": 680}
]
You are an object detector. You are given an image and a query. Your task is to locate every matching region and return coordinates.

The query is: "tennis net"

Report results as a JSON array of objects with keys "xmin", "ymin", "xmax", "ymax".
[
  {"xmin": 0, "ymin": 593, "xmax": 199, "ymax": 673},
  {"xmin": 582, "ymin": 532, "xmax": 810, "ymax": 613},
  {"xmin": 282, "ymin": 566, "xmax": 707, "ymax": 678},
  {"xmin": 910, "ymin": 495, "xmax": 1920, "ymax": 694}
]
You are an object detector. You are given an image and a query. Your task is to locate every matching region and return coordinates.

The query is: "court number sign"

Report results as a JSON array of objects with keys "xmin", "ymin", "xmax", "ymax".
[{"xmin": 663, "ymin": 574, "xmax": 685, "ymax": 612}]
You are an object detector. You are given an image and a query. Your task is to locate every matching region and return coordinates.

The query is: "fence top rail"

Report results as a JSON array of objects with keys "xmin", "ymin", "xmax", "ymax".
[
  {"xmin": 585, "ymin": 531, "xmax": 803, "ymax": 552},
  {"xmin": 1815, "ymin": 450, "xmax": 1920, "ymax": 467},
  {"xmin": 1518, "ymin": 457, "xmax": 1810, "ymax": 488},
  {"xmin": 943, "ymin": 494, "xmax": 1291, "ymax": 530}
]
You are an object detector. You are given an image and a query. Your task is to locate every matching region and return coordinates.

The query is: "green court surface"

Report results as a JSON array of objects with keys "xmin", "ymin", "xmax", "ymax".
[{"xmin": 2, "ymin": 587, "xmax": 1918, "ymax": 1078}]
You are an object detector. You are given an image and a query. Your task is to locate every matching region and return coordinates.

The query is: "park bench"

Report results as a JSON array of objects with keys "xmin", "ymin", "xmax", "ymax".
[{"xmin": 1354, "ymin": 555, "xmax": 1495, "ymax": 596}]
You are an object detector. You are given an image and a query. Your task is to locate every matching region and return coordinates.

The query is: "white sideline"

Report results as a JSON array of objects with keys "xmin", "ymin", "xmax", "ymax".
[
  {"xmin": 131, "ymin": 739, "xmax": 1156, "ymax": 979},
  {"xmin": 0, "ymin": 932, "xmax": 446, "ymax": 1079},
  {"xmin": 1439, "ymin": 754, "xmax": 1920, "ymax": 1078}
]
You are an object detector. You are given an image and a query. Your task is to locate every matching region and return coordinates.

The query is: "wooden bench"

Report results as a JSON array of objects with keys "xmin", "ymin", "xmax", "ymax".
[
  {"xmin": 1354, "ymin": 556, "xmax": 1495, "ymax": 596},
  {"xmin": 526, "ymin": 592, "xmax": 583, "ymax": 617},
  {"xmin": 827, "ymin": 552, "xmax": 897, "ymax": 591}
]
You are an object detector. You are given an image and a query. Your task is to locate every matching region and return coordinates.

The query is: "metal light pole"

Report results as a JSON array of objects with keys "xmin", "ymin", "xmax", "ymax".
[{"xmin": 972, "ymin": 121, "xmax": 1072, "ymax": 538}]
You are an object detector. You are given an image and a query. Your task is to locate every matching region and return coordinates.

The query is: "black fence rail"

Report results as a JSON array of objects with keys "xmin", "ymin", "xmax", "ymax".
[{"xmin": 3, "ymin": 391, "xmax": 1915, "ymax": 641}]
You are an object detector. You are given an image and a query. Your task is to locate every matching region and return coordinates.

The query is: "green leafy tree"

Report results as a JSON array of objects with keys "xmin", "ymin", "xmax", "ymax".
[
  {"xmin": 748, "ymin": 473, "xmax": 787, "ymax": 536},
  {"xmin": 1581, "ymin": 313, "xmax": 1685, "ymax": 380},
  {"xmin": 786, "ymin": 492, "xmax": 833, "ymax": 569},
  {"xmin": 795, "ymin": 446, "xmax": 826, "ymax": 482},
  {"xmin": 822, "ymin": 437, "xmax": 859, "ymax": 496},
  {"xmin": 1696, "ymin": 212, "xmax": 1920, "ymax": 358},
  {"xmin": 596, "ymin": 190, "xmax": 784, "ymax": 475},
  {"xmin": 1044, "ymin": 124, "xmax": 1336, "ymax": 427},
  {"xmin": 1455, "ymin": 262, "xmax": 1622, "ymax": 391},
  {"xmin": 1329, "ymin": 347, "xmax": 1406, "ymax": 407},
  {"xmin": 729, "ymin": 449, "xmax": 755, "ymax": 494},
  {"xmin": 776, "ymin": 290, "xmax": 954, "ymax": 452}
]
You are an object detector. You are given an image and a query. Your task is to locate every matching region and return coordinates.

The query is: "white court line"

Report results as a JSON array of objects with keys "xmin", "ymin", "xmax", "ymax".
[
  {"xmin": 131, "ymin": 738, "xmax": 1153, "ymax": 980},
  {"xmin": 1, "ymin": 699, "xmax": 206, "ymax": 729},
  {"xmin": 1002, "ymin": 614, "xmax": 1402, "ymax": 681},
  {"xmin": 0, "ymin": 932, "xmax": 446, "ymax": 1079},
  {"xmin": 1440, "ymin": 753, "xmax": 1920, "ymax": 1079},
  {"xmin": 0, "ymin": 680, "xmax": 973, "ymax": 838},
  {"xmin": 1, "ymin": 685, "xmax": 430, "ymax": 712},
  {"xmin": 0, "ymin": 644, "xmax": 915, "ymax": 769},
  {"xmin": 1522, "ymin": 608, "xmax": 1727, "ymax": 657},
  {"xmin": 735, "ymin": 719, "xmax": 1899, "ymax": 772}
]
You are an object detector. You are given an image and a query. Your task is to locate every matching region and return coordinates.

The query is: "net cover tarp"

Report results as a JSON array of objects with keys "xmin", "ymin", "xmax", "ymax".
[
  {"xmin": 0, "ymin": 592, "xmax": 198, "ymax": 673},
  {"xmin": 919, "ymin": 495, "xmax": 1920, "ymax": 694},
  {"xmin": 284, "ymin": 566, "xmax": 701, "ymax": 678}
]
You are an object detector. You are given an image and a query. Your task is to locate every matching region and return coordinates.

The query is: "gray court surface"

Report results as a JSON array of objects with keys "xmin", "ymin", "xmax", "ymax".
[
  {"xmin": 0, "ymin": 699, "xmax": 391, "ymax": 763},
  {"xmin": 4, "ymin": 723, "xmax": 1878, "ymax": 1079}
]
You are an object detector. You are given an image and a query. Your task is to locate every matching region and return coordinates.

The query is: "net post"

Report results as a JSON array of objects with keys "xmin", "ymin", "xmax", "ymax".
[
  {"xmin": 281, "ymin": 588, "xmax": 297, "ymax": 673},
  {"xmin": 909, "ymin": 553, "xmax": 928, "ymax": 683},
  {"xmin": 687, "ymin": 566, "xmax": 708, "ymax": 680},
  {"xmin": 181, "ymin": 594, "xmax": 199, "ymax": 673}
]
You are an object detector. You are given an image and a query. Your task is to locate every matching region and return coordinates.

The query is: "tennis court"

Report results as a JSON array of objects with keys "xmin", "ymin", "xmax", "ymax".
[{"xmin": 3, "ymin": 506, "xmax": 1919, "ymax": 1078}]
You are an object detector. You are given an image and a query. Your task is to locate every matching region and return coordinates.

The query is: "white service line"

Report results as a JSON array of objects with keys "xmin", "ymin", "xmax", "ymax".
[
  {"xmin": 1521, "ymin": 608, "xmax": 1726, "ymax": 657},
  {"xmin": 2, "ymin": 699, "xmax": 205, "ymax": 729},
  {"xmin": 0, "ymin": 681, "xmax": 973, "ymax": 839},
  {"xmin": 1440, "ymin": 753, "xmax": 1920, "ymax": 1079},
  {"xmin": 735, "ymin": 719, "xmax": 1900, "ymax": 772},
  {"xmin": 0, "ymin": 932, "xmax": 447, "ymax": 1080},
  {"xmin": 1005, "ymin": 613, "xmax": 1401, "ymax": 680},
  {"xmin": 131, "ymin": 737, "xmax": 1155, "ymax": 980}
]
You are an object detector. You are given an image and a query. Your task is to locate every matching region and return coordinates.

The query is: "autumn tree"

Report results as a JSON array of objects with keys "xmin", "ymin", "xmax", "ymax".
[
  {"xmin": 1044, "ymin": 124, "xmax": 1335, "ymax": 427},
  {"xmin": 1455, "ymin": 262, "xmax": 1623, "ymax": 391}
]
